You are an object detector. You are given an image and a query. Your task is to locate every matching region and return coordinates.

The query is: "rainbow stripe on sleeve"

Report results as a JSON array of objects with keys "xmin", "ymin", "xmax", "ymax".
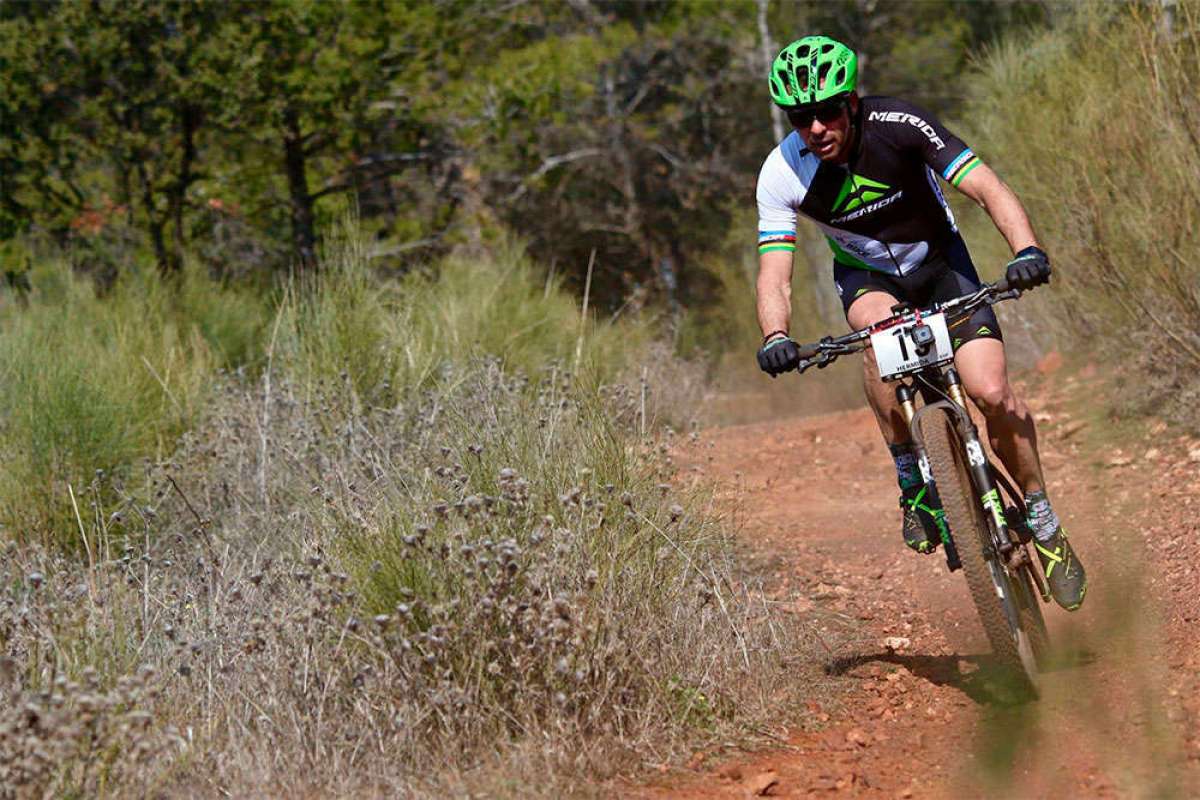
[
  {"xmin": 758, "ymin": 230, "xmax": 796, "ymax": 255},
  {"xmin": 943, "ymin": 149, "xmax": 982, "ymax": 187}
]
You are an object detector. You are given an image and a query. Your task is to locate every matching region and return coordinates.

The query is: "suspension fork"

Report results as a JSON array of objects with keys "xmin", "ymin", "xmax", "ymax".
[
  {"xmin": 896, "ymin": 381, "xmax": 962, "ymax": 571},
  {"xmin": 945, "ymin": 369, "xmax": 1044, "ymax": 590},
  {"xmin": 935, "ymin": 369, "xmax": 1012, "ymax": 559}
]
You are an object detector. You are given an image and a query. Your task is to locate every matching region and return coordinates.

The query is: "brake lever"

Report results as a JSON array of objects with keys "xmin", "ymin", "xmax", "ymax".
[{"xmin": 796, "ymin": 346, "xmax": 838, "ymax": 373}]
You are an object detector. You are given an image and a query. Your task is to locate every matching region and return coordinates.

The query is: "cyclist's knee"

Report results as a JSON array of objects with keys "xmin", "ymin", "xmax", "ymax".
[
  {"xmin": 969, "ymin": 378, "xmax": 1017, "ymax": 417},
  {"xmin": 847, "ymin": 291, "xmax": 899, "ymax": 329}
]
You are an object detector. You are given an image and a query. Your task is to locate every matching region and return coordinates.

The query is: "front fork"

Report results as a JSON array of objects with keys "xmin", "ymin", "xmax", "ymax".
[
  {"xmin": 898, "ymin": 368, "xmax": 1013, "ymax": 572},
  {"xmin": 896, "ymin": 378, "xmax": 964, "ymax": 571},
  {"xmin": 912, "ymin": 367, "xmax": 1017, "ymax": 551}
]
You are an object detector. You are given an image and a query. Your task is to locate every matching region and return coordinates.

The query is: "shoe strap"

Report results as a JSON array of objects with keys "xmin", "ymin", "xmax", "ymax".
[{"xmin": 1035, "ymin": 541, "xmax": 1064, "ymax": 577}]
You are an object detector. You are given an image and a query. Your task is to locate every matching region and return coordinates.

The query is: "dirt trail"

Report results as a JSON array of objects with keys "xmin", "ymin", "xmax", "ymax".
[{"xmin": 639, "ymin": 367, "xmax": 1200, "ymax": 799}]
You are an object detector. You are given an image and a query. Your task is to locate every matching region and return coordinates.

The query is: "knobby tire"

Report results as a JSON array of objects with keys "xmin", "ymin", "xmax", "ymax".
[{"xmin": 919, "ymin": 412, "xmax": 1040, "ymax": 700}]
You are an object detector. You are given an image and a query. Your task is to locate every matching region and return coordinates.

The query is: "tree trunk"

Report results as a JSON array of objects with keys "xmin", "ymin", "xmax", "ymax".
[
  {"xmin": 604, "ymin": 68, "xmax": 657, "ymax": 301},
  {"xmin": 282, "ymin": 106, "xmax": 317, "ymax": 271},
  {"xmin": 756, "ymin": 0, "xmax": 786, "ymax": 143},
  {"xmin": 136, "ymin": 161, "xmax": 170, "ymax": 277},
  {"xmin": 169, "ymin": 102, "xmax": 200, "ymax": 274}
]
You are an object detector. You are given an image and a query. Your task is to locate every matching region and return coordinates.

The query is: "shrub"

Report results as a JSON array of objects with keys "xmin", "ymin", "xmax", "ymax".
[
  {"xmin": 957, "ymin": 1, "xmax": 1200, "ymax": 426},
  {"xmin": 0, "ymin": 260, "xmax": 268, "ymax": 548},
  {"xmin": 281, "ymin": 225, "xmax": 652, "ymax": 403}
]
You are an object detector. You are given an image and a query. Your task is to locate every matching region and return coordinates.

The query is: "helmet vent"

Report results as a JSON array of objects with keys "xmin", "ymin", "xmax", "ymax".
[
  {"xmin": 817, "ymin": 62, "xmax": 831, "ymax": 89},
  {"xmin": 797, "ymin": 65, "xmax": 809, "ymax": 90}
]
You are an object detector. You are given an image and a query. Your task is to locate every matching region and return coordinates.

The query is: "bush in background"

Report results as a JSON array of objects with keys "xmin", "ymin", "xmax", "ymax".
[
  {"xmin": 958, "ymin": 1, "xmax": 1200, "ymax": 428},
  {"xmin": 0, "ymin": 261, "xmax": 268, "ymax": 548}
]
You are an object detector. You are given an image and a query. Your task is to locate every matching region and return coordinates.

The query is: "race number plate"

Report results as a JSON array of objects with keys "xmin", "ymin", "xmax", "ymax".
[{"xmin": 870, "ymin": 312, "xmax": 954, "ymax": 380}]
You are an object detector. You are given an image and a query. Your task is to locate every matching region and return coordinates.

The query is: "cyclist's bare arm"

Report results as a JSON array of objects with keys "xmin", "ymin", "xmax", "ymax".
[
  {"xmin": 756, "ymin": 250, "xmax": 794, "ymax": 339},
  {"xmin": 955, "ymin": 163, "xmax": 1040, "ymax": 255}
]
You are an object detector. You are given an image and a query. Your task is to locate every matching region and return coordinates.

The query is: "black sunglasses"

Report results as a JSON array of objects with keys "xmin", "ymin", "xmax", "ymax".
[{"xmin": 787, "ymin": 99, "xmax": 847, "ymax": 128}]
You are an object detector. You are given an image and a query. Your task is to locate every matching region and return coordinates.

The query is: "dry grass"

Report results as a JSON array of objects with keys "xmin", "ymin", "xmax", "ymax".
[
  {"xmin": 957, "ymin": 0, "xmax": 1200, "ymax": 430},
  {"xmin": 0, "ymin": 367, "xmax": 808, "ymax": 797},
  {"xmin": 0, "ymin": 235, "xmax": 814, "ymax": 797}
]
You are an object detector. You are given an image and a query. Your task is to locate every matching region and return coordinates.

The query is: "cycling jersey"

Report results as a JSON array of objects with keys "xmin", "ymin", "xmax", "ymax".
[{"xmin": 756, "ymin": 96, "xmax": 982, "ymax": 276}]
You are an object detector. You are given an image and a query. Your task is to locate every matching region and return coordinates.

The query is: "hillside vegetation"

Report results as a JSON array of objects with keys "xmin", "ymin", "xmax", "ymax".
[
  {"xmin": 0, "ymin": 232, "xmax": 814, "ymax": 797},
  {"xmin": 957, "ymin": 1, "xmax": 1200, "ymax": 428}
]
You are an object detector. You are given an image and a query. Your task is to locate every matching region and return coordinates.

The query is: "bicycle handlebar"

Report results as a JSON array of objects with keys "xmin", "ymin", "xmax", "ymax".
[{"xmin": 791, "ymin": 279, "xmax": 1022, "ymax": 375}]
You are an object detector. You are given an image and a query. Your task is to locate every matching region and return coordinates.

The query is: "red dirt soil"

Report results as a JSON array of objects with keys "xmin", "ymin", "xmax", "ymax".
[{"xmin": 637, "ymin": 366, "xmax": 1200, "ymax": 799}]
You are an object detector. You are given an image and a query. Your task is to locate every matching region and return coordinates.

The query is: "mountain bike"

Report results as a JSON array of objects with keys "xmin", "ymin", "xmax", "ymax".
[{"xmin": 791, "ymin": 278, "xmax": 1050, "ymax": 698}]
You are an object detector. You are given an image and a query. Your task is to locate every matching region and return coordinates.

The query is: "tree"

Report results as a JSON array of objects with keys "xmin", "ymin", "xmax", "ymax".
[
  {"xmin": 444, "ymin": 1, "xmax": 768, "ymax": 310},
  {"xmin": 1, "ymin": 0, "xmax": 230, "ymax": 276},
  {"xmin": 208, "ymin": 0, "xmax": 398, "ymax": 272}
]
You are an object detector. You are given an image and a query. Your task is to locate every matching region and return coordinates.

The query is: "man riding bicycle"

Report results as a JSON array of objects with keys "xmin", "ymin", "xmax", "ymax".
[{"xmin": 754, "ymin": 35, "xmax": 1086, "ymax": 611}]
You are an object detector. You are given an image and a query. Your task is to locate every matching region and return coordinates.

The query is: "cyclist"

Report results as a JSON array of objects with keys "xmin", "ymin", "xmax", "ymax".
[{"xmin": 753, "ymin": 35, "xmax": 1085, "ymax": 611}]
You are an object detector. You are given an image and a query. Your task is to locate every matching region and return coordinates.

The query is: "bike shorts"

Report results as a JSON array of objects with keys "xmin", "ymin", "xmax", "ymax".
[{"xmin": 832, "ymin": 234, "xmax": 1003, "ymax": 351}]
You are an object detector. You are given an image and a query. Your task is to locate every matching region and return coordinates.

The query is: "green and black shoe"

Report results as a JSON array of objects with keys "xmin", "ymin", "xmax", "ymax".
[
  {"xmin": 900, "ymin": 484, "xmax": 946, "ymax": 555},
  {"xmin": 1034, "ymin": 526, "xmax": 1087, "ymax": 611}
]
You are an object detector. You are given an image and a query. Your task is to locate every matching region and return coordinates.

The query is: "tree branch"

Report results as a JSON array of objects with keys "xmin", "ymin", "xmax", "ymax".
[
  {"xmin": 308, "ymin": 151, "xmax": 446, "ymax": 202},
  {"xmin": 649, "ymin": 143, "xmax": 687, "ymax": 171},
  {"xmin": 504, "ymin": 148, "xmax": 604, "ymax": 202},
  {"xmin": 623, "ymin": 82, "xmax": 652, "ymax": 116},
  {"xmin": 580, "ymin": 222, "xmax": 634, "ymax": 237}
]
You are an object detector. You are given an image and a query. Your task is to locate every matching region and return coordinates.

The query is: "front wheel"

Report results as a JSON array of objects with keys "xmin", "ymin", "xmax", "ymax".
[{"xmin": 920, "ymin": 412, "xmax": 1040, "ymax": 699}]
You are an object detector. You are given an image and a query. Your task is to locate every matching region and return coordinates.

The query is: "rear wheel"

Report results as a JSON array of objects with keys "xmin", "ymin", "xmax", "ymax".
[{"xmin": 920, "ymin": 412, "xmax": 1040, "ymax": 699}]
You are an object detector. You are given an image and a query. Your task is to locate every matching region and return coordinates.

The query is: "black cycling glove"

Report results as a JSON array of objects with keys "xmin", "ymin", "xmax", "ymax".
[
  {"xmin": 757, "ymin": 335, "xmax": 800, "ymax": 377},
  {"xmin": 1005, "ymin": 246, "xmax": 1051, "ymax": 291}
]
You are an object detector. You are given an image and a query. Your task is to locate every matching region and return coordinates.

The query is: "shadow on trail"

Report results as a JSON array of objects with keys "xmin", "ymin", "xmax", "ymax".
[{"xmin": 822, "ymin": 648, "xmax": 1094, "ymax": 707}]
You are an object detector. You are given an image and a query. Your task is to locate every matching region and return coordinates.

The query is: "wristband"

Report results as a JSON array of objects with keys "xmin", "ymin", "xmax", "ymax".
[{"xmin": 761, "ymin": 330, "xmax": 789, "ymax": 345}]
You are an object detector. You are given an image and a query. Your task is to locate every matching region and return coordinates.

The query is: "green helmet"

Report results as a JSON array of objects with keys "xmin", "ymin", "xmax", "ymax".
[{"xmin": 769, "ymin": 36, "xmax": 857, "ymax": 109}]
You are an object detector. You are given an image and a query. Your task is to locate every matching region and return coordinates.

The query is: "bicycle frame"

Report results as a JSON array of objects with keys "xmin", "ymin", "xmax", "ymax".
[{"xmin": 790, "ymin": 280, "xmax": 1048, "ymax": 595}]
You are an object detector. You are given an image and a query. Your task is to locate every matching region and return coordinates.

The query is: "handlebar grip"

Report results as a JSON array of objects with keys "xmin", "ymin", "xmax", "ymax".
[{"xmin": 795, "ymin": 342, "xmax": 820, "ymax": 360}]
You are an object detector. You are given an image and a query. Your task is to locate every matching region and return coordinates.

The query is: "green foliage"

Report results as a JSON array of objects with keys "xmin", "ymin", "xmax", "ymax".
[
  {"xmin": 457, "ymin": 4, "xmax": 769, "ymax": 311},
  {"xmin": 281, "ymin": 223, "xmax": 650, "ymax": 401},
  {"xmin": 0, "ymin": 261, "xmax": 267, "ymax": 547},
  {"xmin": 0, "ymin": 1, "xmax": 235, "ymax": 272},
  {"xmin": 1, "ymin": 0, "xmax": 1053, "ymax": 321},
  {"xmin": 0, "ymin": 217, "xmax": 660, "ymax": 549},
  {"xmin": 667, "ymin": 676, "xmax": 719, "ymax": 729},
  {"xmin": 773, "ymin": 1, "xmax": 1048, "ymax": 114}
]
